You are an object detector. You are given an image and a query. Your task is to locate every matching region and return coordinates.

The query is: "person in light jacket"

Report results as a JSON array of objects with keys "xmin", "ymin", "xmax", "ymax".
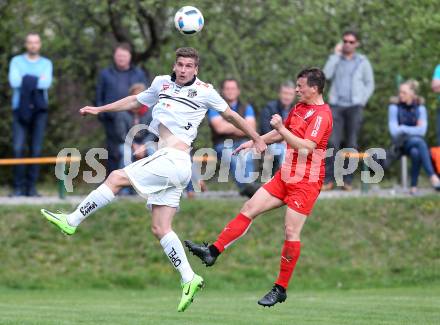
[{"xmin": 322, "ymin": 30, "xmax": 374, "ymax": 191}]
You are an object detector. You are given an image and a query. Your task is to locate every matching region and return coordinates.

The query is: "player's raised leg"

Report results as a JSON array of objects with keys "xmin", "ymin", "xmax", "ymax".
[
  {"xmin": 151, "ymin": 205, "xmax": 204, "ymax": 312},
  {"xmin": 258, "ymin": 207, "xmax": 305, "ymax": 307},
  {"xmin": 185, "ymin": 187, "xmax": 283, "ymax": 266},
  {"xmin": 40, "ymin": 169, "xmax": 129, "ymax": 235}
]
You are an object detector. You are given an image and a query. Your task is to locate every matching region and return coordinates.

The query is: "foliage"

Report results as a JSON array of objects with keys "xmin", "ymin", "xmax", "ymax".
[{"xmin": 1, "ymin": 0, "xmax": 440, "ymax": 180}]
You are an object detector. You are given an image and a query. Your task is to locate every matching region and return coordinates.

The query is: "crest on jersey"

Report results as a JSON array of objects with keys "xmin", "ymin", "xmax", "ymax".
[
  {"xmin": 187, "ymin": 89, "xmax": 197, "ymax": 98},
  {"xmin": 304, "ymin": 109, "xmax": 315, "ymax": 119}
]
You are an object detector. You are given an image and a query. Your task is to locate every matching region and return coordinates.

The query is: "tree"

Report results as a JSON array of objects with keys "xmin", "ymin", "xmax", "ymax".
[{"xmin": 1, "ymin": 0, "xmax": 440, "ymax": 182}]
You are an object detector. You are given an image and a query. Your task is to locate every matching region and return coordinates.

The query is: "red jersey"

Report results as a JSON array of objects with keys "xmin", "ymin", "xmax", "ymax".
[{"xmin": 280, "ymin": 102, "xmax": 333, "ymax": 184}]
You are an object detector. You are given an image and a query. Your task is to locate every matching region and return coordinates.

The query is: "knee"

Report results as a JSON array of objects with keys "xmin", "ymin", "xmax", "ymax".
[
  {"xmin": 409, "ymin": 147, "xmax": 420, "ymax": 160},
  {"xmin": 240, "ymin": 199, "xmax": 256, "ymax": 219},
  {"xmin": 151, "ymin": 224, "xmax": 170, "ymax": 239},
  {"xmin": 284, "ymin": 224, "xmax": 301, "ymax": 241},
  {"xmin": 107, "ymin": 169, "xmax": 125, "ymax": 186}
]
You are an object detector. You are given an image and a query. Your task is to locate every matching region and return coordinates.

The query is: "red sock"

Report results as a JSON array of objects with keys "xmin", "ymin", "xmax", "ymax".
[
  {"xmin": 275, "ymin": 241, "xmax": 301, "ymax": 289},
  {"xmin": 213, "ymin": 213, "xmax": 252, "ymax": 252}
]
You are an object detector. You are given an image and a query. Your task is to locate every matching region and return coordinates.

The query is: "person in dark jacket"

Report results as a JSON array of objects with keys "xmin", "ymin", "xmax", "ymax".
[
  {"xmin": 8, "ymin": 32, "xmax": 53, "ymax": 196},
  {"xmin": 260, "ymin": 81, "xmax": 296, "ymax": 175},
  {"xmin": 96, "ymin": 43, "xmax": 148, "ymax": 176}
]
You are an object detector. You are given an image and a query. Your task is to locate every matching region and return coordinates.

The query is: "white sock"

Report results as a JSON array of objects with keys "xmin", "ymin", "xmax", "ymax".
[
  {"xmin": 160, "ymin": 231, "xmax": 195, "ymax": 284},
  {"xmin": 67, "ymin": 184, "xmax": 115, "ymax": 226}
]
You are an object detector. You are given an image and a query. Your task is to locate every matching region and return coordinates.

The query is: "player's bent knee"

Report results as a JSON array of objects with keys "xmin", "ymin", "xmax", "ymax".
[
  {"xmin": 107, "ymin": 170, "xmax": 127, "ymax": 186},
  {"xmin": 284, "ymin": 224, "xmax": 301, "ymax": 240},
  {"xmin": 240, "ymin": 200, "xmax": 257, "ymax": 219},
  {"xmin": 151, "ymin": 225, "xmax": 170, "ymax": 239}
]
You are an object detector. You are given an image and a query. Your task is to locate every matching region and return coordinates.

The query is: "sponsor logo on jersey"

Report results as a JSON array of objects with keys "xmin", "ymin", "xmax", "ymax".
[
  {"xmin": 311, "ymin": 116, "xmax": 322, "ymax": 137},
  {"xmin": 304, "ymin": 109, "xmax": 315, "ymax": 120},
  {"xmin": 187, "ymin": 89, "xmax": 197, "ymax": 98},
  {"xmin": 168, "ymin": 247, "xmax": 182, "ymax": 267},
  {"xmin": 184, "ymin": 122, "xmax": 193, "ymax": 130},
  {"xmin": 162, "ymin": 83, "xmax": 170, "ymax": 91},
  {"xmin": 196, "ymin": 81, "xmax": 209, "ymax": 88},
  {"xmin": 80, "ymin": 201, "xmax": 97, "ymax": 216}
]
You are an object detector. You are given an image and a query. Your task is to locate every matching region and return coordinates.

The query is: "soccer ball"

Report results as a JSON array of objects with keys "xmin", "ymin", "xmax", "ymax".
[{"xmin": 174, "ymin": 6, "xmax": 204, "ymax": 35}]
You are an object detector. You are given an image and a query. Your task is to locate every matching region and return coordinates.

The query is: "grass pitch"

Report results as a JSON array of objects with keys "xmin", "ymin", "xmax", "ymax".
[
  {"xmin": 1, "ymin": 196, "xmax": 439, "ymax": 324},
  {"xmin": 0, "ymin": 286, "xmax": 438, "ymax": 324}
]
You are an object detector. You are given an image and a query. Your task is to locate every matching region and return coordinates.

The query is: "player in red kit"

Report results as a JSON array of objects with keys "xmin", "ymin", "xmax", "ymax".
[{"xmin": 185, "ymin": 68, "xmax": 333, "ymax": 307}]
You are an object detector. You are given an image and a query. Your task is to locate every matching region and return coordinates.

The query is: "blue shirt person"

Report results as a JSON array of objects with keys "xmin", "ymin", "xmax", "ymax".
[
  {"xmin": 207, "ymin": 78, "xmax": 258, "ymax": 197},
  {"xmin": 8, "ymin": 33, "xmax": 53, "ymax": 196}
]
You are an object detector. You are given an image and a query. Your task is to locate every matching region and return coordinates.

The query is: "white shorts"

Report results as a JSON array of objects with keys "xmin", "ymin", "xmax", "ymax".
[{"xmin": 124, "ymin": 147, "xmax": 192, "ymax": 209}]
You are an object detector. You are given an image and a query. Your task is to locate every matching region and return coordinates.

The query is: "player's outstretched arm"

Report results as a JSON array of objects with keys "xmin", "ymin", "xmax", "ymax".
[
  {"xmin": 220, "ymin": 107, "xmax": 266, "ymax": 153},
  {"xmin": 233, "ymin": 130, "xmax": 283, "ymax": 155},
  {"xmin": 270, "ymin": 114, "xmax": 316, "ymax": 154},
  {"xmin": 79, "ymin": 95, "xmax": 141, "ymax": 116}
]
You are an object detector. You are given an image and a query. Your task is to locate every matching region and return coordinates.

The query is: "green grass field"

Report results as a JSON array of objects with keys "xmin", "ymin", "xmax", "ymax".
[
  {"xmin": 0, "ymin": 196, "xmax": 439, "ymax": 324},
  {"xmin": 1, "ymin": 286, "xmax": 439, "ymax": 324}
]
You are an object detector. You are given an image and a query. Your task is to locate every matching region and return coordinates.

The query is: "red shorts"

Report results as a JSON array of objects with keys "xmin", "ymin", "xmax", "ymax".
[{"xmin": 263, "ymin": 170, "xmax": 322, "ymax": 215}]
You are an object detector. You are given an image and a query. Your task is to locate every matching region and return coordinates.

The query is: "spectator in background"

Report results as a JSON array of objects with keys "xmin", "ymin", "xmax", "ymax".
[
  {"xmin": 260, "ymin": 80, "xmax": 296, "ymax": 175},
  {"xmin": 115, "ymin": 83, "xmax": 157, "ymax": 195},
  {"xmin": 431, "ymin": 64, "xmax": 440, "ymax": 145},
  {"xmin": 387, "ymin": 80, "xmax": 440, "ymax": 194},
  {"xmin": 96, "ymin": 43, "xmax": 148, "ymax": 176},
  {"xmin": 208, "ymin": 78, "xmax": 258, "ymax": 197},
  {"xmin": 116, "ymin": 83, "xmax": 157, "ymax": 166},
  {"xmin": 8, "ymin": 32, "xmax": 53, "ymax": 197},
  {"xmin": 323, "ymin": 30, "xmax": 374, "ymax": 191},
  {"xmin": 185, "ymin": 154, "xmax": 208, "ymax": 200}
]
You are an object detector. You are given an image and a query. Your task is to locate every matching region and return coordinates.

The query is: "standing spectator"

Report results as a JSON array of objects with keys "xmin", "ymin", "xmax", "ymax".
[
  {"xmin": 8, "ymin": 32, "xmax": 53, "ymax": 197},
  {"xmin": 207, "ymin": 78, "xmax": 258, "ymax": 197},
  {"xmin": 431, "ymin": 64, "xmax": 440, "ymax": 145},
  {"xmin": 323, "ymin": 30, "xmax": 374, "ymax": 191},
  {"xmin": 115, "ymin": 83, "xmax": 157, "ymax": 195},
  {"xmin": 387, "ymin": 80, "xmax": 440, "ymax": 194},
  {"xmin": 96, "ymin": 43, "xmax": 148, "ymax": 176},
  {"xmin": 260, "ymin": 80, "xmax": 296, "ymax": 175}
]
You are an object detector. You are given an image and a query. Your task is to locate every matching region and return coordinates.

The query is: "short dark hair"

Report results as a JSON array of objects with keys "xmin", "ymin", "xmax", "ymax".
[
  {"xmin": 114, "ymin": 42, "xmax": 132, "ymax": 54},
  {"xmin": 175, "ymin": 47, "xmax": 200, "ymax": 66},
  {"xmin": 220, "ymin": 78, "xmax": 240, "ymax": 90},
  {"xmin": 296, "ymin": 68, "xmax": 326, "ymax": 94},
  {"xmin": 343, "ymin": 30, "xmax": 359, "ymax": 41}
]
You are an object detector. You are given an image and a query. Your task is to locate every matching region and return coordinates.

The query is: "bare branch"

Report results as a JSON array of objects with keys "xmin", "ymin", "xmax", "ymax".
[
  {"xmin": 133, "ymin": 0, "xmax": 161, "ymax": 63},
  {"xmin": 106, "ymin": 0, "xmax": 134, "ymax": 48}
]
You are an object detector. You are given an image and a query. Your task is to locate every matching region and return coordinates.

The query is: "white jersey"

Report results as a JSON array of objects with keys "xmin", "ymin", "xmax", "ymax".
[{"xmin": 136, "ymin": 74, "xmax": 228, "ymax": 145}]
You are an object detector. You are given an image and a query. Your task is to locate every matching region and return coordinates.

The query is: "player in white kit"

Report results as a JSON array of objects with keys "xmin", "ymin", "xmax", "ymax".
[{"xmin": 40, "ymin": 48, "xmax": 266, "ymax": 312}]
